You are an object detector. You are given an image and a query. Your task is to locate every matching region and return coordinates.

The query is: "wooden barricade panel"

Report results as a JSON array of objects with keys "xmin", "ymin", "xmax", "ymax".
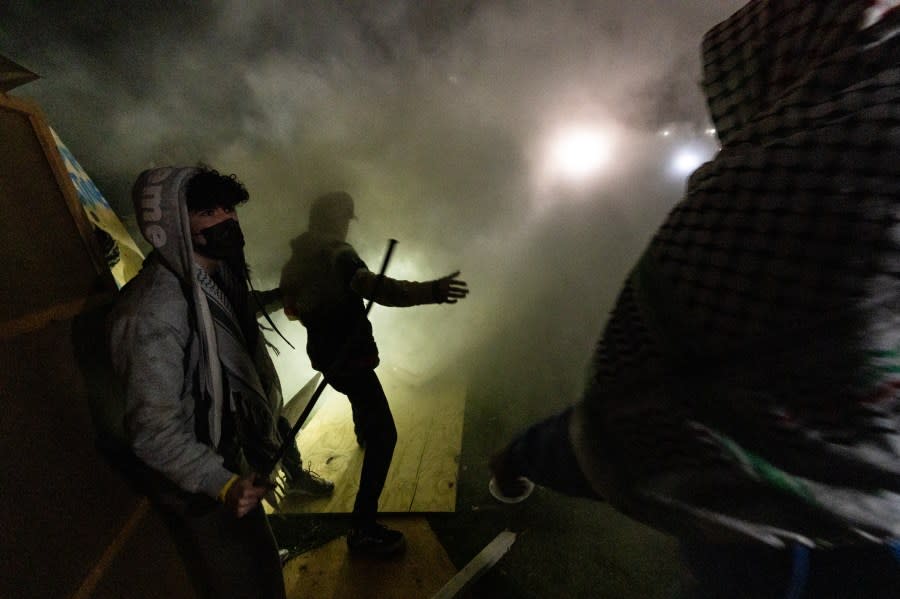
[
  {"xmin": 0, "ymin": 92, "xmax": 196, "ymax": 599},
  {"xmin": 0, "ymin": 95, "xmax": 107, "ymax": 332}
]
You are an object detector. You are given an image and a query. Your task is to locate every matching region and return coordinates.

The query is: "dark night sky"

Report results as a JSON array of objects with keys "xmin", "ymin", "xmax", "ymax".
[{"xmin": 3, "ymin": 0, "xmax": 745, "ymax": 397}]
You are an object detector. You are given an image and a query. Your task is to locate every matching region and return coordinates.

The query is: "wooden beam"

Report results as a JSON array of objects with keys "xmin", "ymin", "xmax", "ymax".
[
  {"xmin": 69, "ymin": 499, "xmax": 150, "ymax": 599},
  {"xmin": 430, "ymin": 530, "xmax": 517, "ymax": 599},
  {"xmin": 0, "ymin": 290, "xmax": 117, "ymax": 340}
]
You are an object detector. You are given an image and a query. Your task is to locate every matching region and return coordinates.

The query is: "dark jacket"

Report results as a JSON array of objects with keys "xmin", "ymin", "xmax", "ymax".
[{"xmin": 280, "ymin": 230, "xmax": 441, "ymax": 374}]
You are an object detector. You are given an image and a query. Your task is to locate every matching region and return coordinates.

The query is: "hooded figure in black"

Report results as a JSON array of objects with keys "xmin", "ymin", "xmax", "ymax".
[
  {"xmin": 280, "ymin": 191, "xmax": 469, "ymax": 556},
  {"xmin": 489, "ymin": 2, "xmax": 900, "ymax": 597}
]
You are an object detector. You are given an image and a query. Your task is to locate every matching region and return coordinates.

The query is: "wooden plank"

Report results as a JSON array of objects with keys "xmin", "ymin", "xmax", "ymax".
[
  {"xmin": 374, "ymin": 375, "xmax": 429, "ymax": 512},
  {"xmin": 282, "ymin": 516, "xmax": 457, "ymax": 599},
  {"xmin": 0, "ymin": 95, "xmax": 115, "ymax": 328},
  {"xmin": 0, "ymin": 93, "xmax": 188, "ymax": 599},
  {"xmin": 27, "ymin": 97, "xmax": 111, "ymax": 278},
  {"xmin": 279, "ymin": 369, "xmax": 465, "ymax": 514},
  {"xmin": 0, "ymin": 94, "xmax": 110, "ymax": 279},
  {"xmin": 410, "ymin": 376, "xmax": 466, "ymax": 512},
  {"xmin": 0, "ymin": 291, "xmax": 116, "ymax": 340},
  {"xmin": 71, "ymin": 499, "xmax": 150, "ymax": 599},
  {"xmin": 430, "ymin": 531, "xmax": 517, "ymax": 599}
]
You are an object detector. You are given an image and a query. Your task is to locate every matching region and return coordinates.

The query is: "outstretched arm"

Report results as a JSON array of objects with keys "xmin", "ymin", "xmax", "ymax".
[{"xmin": 350, "ymin": 269, "xmax": 470, "ymax": 307}]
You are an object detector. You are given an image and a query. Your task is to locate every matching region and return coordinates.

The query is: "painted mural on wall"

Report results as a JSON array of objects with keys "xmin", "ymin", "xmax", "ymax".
[{"xmin": 51, "ymin": 128, "xmax": 143, "ymax": 287}]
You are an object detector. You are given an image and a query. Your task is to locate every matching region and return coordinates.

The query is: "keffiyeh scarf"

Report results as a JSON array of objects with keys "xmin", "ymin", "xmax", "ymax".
[
  {"xmin": 196, "ymin": 265, "xmax": 283, "ymax": 470},
  {"xmin": 575, "ymin": 0, "xmax": 900, "ymax": 547}
]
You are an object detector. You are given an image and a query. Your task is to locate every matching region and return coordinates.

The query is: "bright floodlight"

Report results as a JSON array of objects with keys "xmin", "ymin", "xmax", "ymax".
[
  {"xmin": 547, "ymin": 126, "xmax": 612, "ymax": 183},
  {"xmin": 670, "ymin": 147, "xmax": 706, "ymax": 177}
]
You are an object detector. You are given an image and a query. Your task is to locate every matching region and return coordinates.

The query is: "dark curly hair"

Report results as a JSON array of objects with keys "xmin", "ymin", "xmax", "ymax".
[{"xmin": 185, "ymin": 165, "xmax": 249, "ymax": 211}]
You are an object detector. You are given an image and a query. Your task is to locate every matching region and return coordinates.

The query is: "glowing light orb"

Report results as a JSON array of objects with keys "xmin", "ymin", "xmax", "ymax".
[
  {"xmin": 670, "ymin": 147, "xmax": 706, "ymax": 177},
  {"xmin": 546, "ymin": 126, "xmax": 613, "ymax": 183}
]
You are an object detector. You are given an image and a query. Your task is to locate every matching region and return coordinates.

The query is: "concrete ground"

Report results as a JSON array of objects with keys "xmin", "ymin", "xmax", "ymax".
[{"xmin": 425, "ymin": 342, "xmax": 683, "ymax": 599}]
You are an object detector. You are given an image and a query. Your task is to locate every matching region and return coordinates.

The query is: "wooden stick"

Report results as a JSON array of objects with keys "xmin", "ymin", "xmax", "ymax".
[
  {"xmin": 431, "ymin": 530, "xmax": 517, "ymax": 599},
  {"xmin": 70, "ymin": 498, "xmax": 150, "ymax": 599}
]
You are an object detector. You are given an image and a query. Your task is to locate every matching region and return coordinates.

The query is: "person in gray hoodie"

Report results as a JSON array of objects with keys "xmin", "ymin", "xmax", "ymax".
[{"xmin": 108, "ymin": 166, "xmax": 330, "ymax": 598}]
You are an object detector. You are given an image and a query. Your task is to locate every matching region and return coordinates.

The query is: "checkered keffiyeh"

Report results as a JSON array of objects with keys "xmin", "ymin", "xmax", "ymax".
[
  {"xmin": 578, "ymin": 0, "xmax": 900, "ymax": 547},
  {"xmin": 196, "ymin": 265, "xmax": 283, "ymax": 470}
]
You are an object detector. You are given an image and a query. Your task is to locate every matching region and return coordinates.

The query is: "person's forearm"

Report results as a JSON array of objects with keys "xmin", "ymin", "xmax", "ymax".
[
  {"xmin": 350, "ymin": 269, "xmax": 436, "ymax": 306},
  {"xmin": 127, "ymin": 402, "xmax": 234, "ymax": 499},
  {"xmin": 112, "ymin": 315, "xmax": 234, "ymax": 499}
]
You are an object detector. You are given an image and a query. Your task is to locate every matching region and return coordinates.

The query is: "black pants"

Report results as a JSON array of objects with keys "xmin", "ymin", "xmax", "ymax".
[
  {"xmin": 146, "ymin": 469, "xmax": 286, "ymax": 599},
  {"xmin": 276, "ymin": 416, "xmax": 305, "ymax": 476},
  {"xmin": 327, "ymin": 369, "xmax": 397, "ymax": 528}
]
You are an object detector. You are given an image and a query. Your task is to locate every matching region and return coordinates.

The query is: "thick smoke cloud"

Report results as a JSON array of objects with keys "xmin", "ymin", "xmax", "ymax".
[{"xmin": 3, "ymin": 0, "xmax": 745, "ymax": 401}]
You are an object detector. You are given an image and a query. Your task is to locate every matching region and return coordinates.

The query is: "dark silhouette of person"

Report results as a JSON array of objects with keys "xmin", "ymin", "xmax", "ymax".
[
  {"xmin": 490, "ymin": 2, "xmax": 900, "ymax": 597},
  {"xmin": 280, "ymin": 191, "xmax": 468, "ymax": 556}
]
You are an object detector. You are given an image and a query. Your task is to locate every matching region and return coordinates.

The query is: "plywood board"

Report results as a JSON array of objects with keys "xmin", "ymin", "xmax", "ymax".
[
  {"xmin": 278, "ymin": 369, "xmax": 465, "ymax": 514},
  {"xmin": 0, "ymin": 95, "xmax": 108, "ymax": 328},
  {"xmin": 282, "ymin": 516, "xmax": 457, "ymax": 599}
]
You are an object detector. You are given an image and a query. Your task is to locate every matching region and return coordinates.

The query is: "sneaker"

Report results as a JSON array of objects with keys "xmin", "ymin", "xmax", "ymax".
[
  {"xmin": 284, "ymin": 468, "xmax": 335, "ymax": 497},
  {"xmin": 347, "ymin": 523, "xmax": 406, "ymax": 556}
]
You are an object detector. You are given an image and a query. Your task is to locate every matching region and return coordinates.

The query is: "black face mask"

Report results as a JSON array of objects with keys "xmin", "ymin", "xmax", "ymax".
[{"xmin": 194, "ymin": 218, "xmax": 245, "ymax": 259}]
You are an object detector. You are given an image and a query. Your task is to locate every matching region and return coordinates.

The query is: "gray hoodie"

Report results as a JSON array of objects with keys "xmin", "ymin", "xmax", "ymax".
[{"xmin": 108, "ymin": 167, "xmax": 280, "ymax": 499}]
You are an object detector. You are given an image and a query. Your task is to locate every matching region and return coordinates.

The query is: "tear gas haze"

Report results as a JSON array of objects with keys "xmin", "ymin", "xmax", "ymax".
[{"xmin": 3, "ymin": 0, "xmax": 745, "ymax": 408}]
